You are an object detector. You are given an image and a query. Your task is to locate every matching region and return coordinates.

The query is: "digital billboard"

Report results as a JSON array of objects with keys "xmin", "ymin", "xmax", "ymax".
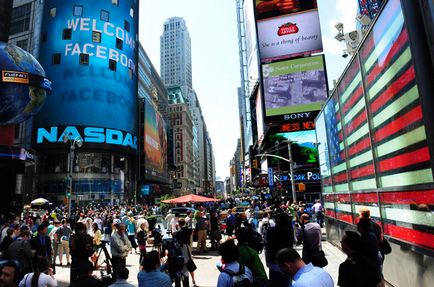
[
  {"xmin": 144, "ymin": 98, "xmax": 168, "ymax": 182},
  {"xmin": 262, "ymin": 55, "xmax": 327, "ymax": 117},
  {"xmin": 34, "ymin": 0, "xmax": 139, "ymax": 152},
  {"xmin": 255, "ymin": 89, "xmax": 265, "ymax": 145},
  {"xmin": 255, "ymin": 0, "xmax": 322, "ymax": 62}
]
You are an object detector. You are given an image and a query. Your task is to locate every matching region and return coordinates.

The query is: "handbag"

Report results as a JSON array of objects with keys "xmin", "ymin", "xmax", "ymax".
[
  {"xmin": 301, "ymin": 224, "xmax": 328, "ymax": 268},
  {"xmin": 380, "ymin": 237, "xmax": 392, "ymax": 255},
  {"xmin": 310, "ymin": 249, "xmax": 328, "ymax": 268},
  {"xmin": 186, "ymin": 245, "xmax": 197, "ymax": 272}
]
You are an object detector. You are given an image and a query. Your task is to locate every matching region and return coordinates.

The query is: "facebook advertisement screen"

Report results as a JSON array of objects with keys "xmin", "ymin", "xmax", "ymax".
[{"xmin": 34, "ymin": 0, "xmax": 139, "ymax": 152}]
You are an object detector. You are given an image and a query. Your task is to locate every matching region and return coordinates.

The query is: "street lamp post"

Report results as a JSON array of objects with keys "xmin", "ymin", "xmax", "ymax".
[
  {"xmin": 256, "ymin": 140, "xmax": 297, "ymax": 203},
  {"xmin": 63, "ymin": 133, "xmax": 83, "ymax": 216}
]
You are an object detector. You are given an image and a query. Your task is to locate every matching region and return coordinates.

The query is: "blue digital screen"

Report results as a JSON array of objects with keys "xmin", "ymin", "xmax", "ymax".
[{"xmin": 34, "ymin": 0, "xmax": 138, "ymax": 151}]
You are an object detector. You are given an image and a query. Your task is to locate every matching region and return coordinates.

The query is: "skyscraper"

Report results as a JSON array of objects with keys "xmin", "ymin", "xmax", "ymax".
[{"xmin": 160, "ymin": 17, "xmax": 192, "ymax": 89}]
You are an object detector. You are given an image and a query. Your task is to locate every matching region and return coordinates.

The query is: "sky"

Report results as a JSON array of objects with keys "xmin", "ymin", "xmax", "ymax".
[{"xmin": 139, "ymin": 0, "xmax": 359, "ymax": 180}]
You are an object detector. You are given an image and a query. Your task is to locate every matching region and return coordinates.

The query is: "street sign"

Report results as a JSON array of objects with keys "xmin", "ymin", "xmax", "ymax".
[{"xmin": 268, "ymin": 167, "xmax": 274, "ymax": 187}]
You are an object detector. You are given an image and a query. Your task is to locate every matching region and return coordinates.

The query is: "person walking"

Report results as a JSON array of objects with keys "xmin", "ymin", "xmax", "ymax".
[
  {"xmin": 297, "ymin": 213, "xmax": 322, "ymax": 266},
  {"xmin": 48, "ymin": 221, "xmax": 61, "ymax": 267},
  {"xmin": 92, "ymin": 223, "xmax": 102, "ymax": 250},
  {"xmin": 69, "ymin": 222, "xmax": 94, "ymax": 283},
  {"xmin": 225, "ymin": 210, "xmax": 236, "ymax": 237},
  {"xmin": 235, "ymin": 228, "xmax": 268, "ymax": 286},
  {"xmin": 56, "ymin": 219, "xmax": 72, "ymax": 266},
  {"xmin": 217, "ymin": 239, "xmax": 253, "ymax": 287},
  {"xmin": 110, "ymin": 223, "xmax": 132, "ymax": 280},
  {"xmin": 338, "ymin": 231, "xmax": 380, "ymax": 287},
  {"xmin": 125, "ymin": 212, "xmax": 138, "ymax": 254},
  {"xmin": 0, "ymin": 228, "xmax": 14, "ymax": 260},
  {"xmin": 174, "ymin": 218, "xmax": 194, "ymax": 287},
  {"xmin": 210, "ymin": 211, "xmax": 221, "ymax": 251},
  {"xmin": 276, "ymin": 248, "xmax": 334, "ymax": 287},
  {"xmin": 312, "ymin": 199, "xmax": 324, "ymax": 227},
  {"xmin": 8, "ymin": 230, "xmax": 33, "ymax": 275},
  {"xmin": 265, "ymin": 212, "xmax": 294, "ymax": 286},
  {"xmin": 137, "ymin": 222, "xmax": 147, "ymax": 266},
  {"xmin": 30, "ymin": 224, "xmax": 52, "ymax": 266},
  {"xmin": 195, "ymin": 212, "xmax": 208, "ymax": 254}
]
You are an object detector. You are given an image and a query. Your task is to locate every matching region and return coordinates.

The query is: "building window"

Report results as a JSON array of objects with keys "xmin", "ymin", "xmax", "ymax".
[
  {"xmin": 100, "ymin": 10, "xmax": 109, "ymax": 22},
  {"xmin": 79, "ymin": 53, "xmax": 89, "ymax": 65},
  {"xmin": 116, "ymin": 38, "xmax": 123, "ymax": 50},
  {"xmin": 62, "ymin": 28, "xmax": 72, "ymax": 40},
  {"xmin": 124, "ymin": 20, "xmax": 130, "ymax": 32},
  {"xmin": 112, "ymin": 0, "xmax": 119, "ymax": 6},
  {"xmin": 52, "ymin": 53, "xmax": 61, "ymax": 65},
  {"xmin": 16, "ymin": 39, "xmax": 28, "ymax": 50},
  {"xmin": 73, "ymin": 5, "xmax": 83, "ymax": 16},
  {"xmin": 130, "ymin": 7, "xmax": 134, "ymax": 17},
  {"xmin": 92, "ymin": 31, "xmax": 101, "ymax": 43},
  {"xmin": 50, "ymin": 7, "xmax": 56, "ymax": 18},
  {"xmin": 10, "ymin": 3, "xmax": 32, "ymax": 35},
  {"xmin": 109, "ymin": 59, "xmax": 117, "ymax": 71}
]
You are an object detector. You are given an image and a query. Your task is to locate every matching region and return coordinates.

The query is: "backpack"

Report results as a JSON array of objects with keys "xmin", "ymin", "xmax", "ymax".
[
  {"xmin": 223, "ymin": 264, "xmax": 252, "ymax": 287},
  {"xmin": 248, "ymin": 231, "xmax": 264, "ymax": 254}
]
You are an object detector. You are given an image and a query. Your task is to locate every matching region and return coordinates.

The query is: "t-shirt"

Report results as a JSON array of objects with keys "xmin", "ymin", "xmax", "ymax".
[{"xmin": 19, "ymin": 272, "xmax": 57, "ymax": 287}]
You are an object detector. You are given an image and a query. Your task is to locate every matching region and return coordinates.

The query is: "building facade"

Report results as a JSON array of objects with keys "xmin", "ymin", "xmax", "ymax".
[
  {"xmin": 316, "ymin": 0, "xmax": 434, "ymax": 285},
  {"xmin": 168, "ymin": 87, "xmax": 194, "ymax": 194},
  {"xmin": 138, "ymin": 43, "xmax": 170, "ymax": 201},
  {"xmin": 32, "ymin": 0, "xmax": 139, "ymax": 205},
  {"xmin": 160, "ymin": 17, "xmax": 192, "ymax": 89}
]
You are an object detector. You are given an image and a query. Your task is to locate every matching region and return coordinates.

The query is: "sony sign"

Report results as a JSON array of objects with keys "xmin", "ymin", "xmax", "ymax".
[{"xmin": 36, "ymin": 126, "xmax": 138, "ymax": 150}]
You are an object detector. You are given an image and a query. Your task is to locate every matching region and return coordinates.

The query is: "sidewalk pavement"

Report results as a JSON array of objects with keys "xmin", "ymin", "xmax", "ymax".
[{"xmin": 53, "ymin": 235, "xmax": 347, "ymax": 287}]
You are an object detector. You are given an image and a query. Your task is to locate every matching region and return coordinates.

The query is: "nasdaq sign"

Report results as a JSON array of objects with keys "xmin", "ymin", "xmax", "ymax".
[{"xmin": 36, "ymin": 126, "xmax": 137, "ymax": 151}]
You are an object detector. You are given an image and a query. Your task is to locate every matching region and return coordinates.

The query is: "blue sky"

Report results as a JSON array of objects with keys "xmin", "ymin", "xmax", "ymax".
[{"xmin": 139, "ymin": 0, "xmax": 358, "ymax": 180}]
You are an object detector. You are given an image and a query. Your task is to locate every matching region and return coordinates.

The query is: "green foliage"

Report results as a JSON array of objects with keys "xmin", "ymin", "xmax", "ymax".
[{"xmin": 159, "ymin": 194, "xmax": 175, "ymax": 212}]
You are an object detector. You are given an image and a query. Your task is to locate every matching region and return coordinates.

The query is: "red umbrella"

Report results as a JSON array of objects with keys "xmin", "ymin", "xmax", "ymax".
[{"xmin": 162, "ymin": 194, "xmax": 219, "ymax": 203}]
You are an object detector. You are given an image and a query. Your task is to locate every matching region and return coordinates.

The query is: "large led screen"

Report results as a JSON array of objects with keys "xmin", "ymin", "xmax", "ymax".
[
  {"xmin": 262, "ymin": 55, "xmax": 327, "ymax": 116},
  {"xmin": 144, "ymin": 98, "xmax": 168, "ymax": 182},
  {"xmin": 34, "ymin": 0, "xmax": 138, "ymax": 152},
  {"xmin": 255, "ymin": 89, "xmax": 265, "ymax": 145},
  {"xmin": 255, "ymin": 0, "xmax": 322, "ymax": 62}
]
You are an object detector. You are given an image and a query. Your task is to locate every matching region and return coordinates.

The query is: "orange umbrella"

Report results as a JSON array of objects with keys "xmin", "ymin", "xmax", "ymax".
[{"xmin": 162, "ymin": 194, "xmax": 219, "ymax": 203}]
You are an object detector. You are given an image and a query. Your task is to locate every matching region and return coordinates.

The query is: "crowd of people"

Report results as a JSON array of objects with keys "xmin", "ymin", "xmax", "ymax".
[{"xmin": 0, "ymin": 197, "xmax": 390, "ymax": 287}]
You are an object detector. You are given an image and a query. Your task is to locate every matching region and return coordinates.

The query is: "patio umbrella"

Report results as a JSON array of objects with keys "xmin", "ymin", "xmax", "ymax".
[
  {"xmin": 162, "ymin": 194, "xmax": 219, "ymax": 204},
  {"xmin": 30, "ymin": 198, "xmax": 49, "ymax": 205}
]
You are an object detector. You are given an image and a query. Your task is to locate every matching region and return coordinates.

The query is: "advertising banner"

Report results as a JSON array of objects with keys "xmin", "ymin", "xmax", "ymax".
[
  {"xmin": 262, "ymin": 55, "xmax": 327, "ymax": 116},
  {"xmin": 255, "ymin": 89, "xmax": 265, "ymax": 145},
  {"xmin": 35, "ymin": 0, "xmax": 138, "ymax": 152},
  {"xmin": 256, "ymin": 7, "xmax": 322, "ymax": 62},
  {"xmin": 144, "ymin": 98, "xmax": 168, "ymax": 182}
]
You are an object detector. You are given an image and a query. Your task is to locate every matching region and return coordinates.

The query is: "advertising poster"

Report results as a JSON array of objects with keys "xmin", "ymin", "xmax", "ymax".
[
  {"xmin": 144, "ymin": 98, "xmax": 168, "ymax": 181},
  {"xmin": 255, "ymin": 0, "xmax": 318, "ymax": 21},
  {"xmin": 272, "ymin": 130, "xmax": 319, "ymax": 166},
  {"xmin": 255, "ymin": 89, "xmax": 265, "ymax": 145},
  {"xmin": 34, "ymin": 0, "xmax": 139, "ymax": 152},
  {"xmin": 257, "ymin": 10, "xmax": 323, "ymax": 62},
  {"xmin": 262, "ymin": 55, "xmax": 327, "ymax": 116}
]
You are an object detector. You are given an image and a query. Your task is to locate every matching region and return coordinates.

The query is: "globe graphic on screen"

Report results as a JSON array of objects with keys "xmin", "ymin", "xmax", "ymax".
[{"xmin": 0, "ymin": 42, "xmax": 47, "ymax": 125}]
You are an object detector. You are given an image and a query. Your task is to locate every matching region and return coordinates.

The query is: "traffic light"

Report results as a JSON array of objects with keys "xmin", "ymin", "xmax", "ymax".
[
  {"xmin": 297, "ymin": 183, "xmax": 306, "ymax": 192},
  {"xmin": 66, "ymin": 187, "xmax": 71, "ymax": 198}
]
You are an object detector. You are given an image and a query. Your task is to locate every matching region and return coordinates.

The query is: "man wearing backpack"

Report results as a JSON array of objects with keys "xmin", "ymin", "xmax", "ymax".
[
  {"xmin": 217, "ymin": 239, "xmax": 253, "ymax": 287},
  {"xmin": 235, "ymin": 228, "xmax": 268, "ymax": 287}
]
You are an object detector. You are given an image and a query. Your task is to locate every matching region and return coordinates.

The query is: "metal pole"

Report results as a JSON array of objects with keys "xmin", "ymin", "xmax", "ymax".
[
  {"xmin": 68, "ymin": 145, "xmax": 74, "ymax": 216},
  {"xmin": 287, "ymin": 141, "xmax": 297, "ymax": 203}
]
